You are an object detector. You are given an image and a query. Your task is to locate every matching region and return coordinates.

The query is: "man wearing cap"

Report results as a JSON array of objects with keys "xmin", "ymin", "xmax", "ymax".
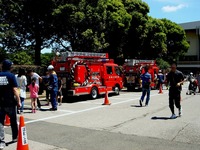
[
  {"xmin": 47, "ymin": 65, "xmax": 58, "ymax": 111},
  {"xmin": 0, "ymin": 59, "xmax": 21, "ymax": 149}
]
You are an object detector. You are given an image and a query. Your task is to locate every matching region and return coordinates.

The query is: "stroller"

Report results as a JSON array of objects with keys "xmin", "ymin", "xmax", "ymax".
[{"xmin": 186, "ymin": 79, "xmax": 198, "ymax": 95}]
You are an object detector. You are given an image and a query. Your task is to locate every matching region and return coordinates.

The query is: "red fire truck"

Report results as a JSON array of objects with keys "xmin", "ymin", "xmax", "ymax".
[
  {"xmin": 51, "ymin": 51, "xmax": 123, "ymax": 99},
  {"xmin": 123, "ymin": 59, "xmax": 159, "ymax": 91}
]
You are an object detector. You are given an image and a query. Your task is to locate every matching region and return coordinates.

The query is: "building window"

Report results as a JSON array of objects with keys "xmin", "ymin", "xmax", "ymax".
[{"xmin": 179, "ymin": 55, "xmax": 198, "ymax": 61}]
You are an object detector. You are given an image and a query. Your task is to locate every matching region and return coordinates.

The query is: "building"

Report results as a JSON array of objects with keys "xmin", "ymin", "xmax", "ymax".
[{"xmin": 178, "ymin": 21, "xmax": 200, "ymax": 74}]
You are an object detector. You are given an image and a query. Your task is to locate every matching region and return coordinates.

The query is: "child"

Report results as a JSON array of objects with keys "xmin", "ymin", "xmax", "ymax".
[{"xmin": 28, "ymin": 77, "xmax": 39, "ymax": 113}]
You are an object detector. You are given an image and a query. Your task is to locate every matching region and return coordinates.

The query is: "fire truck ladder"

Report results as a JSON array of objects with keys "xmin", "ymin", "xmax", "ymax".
[
  {"xmin": 59, "ymin": 51, "xmax": 108, "ymax": 61},
  {"xmin": 125, "ymin": 59, "xmax": 155, "ymax": 66}
]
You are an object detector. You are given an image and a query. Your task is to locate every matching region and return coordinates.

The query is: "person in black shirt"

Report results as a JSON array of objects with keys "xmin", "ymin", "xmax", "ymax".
[
  {"xmin": 0, "ymin": 60, "xmax": 21, "ymax": 149},
  {"xmin": 166, "ymin": 62, "xmax": 184, "ymax": 119}
]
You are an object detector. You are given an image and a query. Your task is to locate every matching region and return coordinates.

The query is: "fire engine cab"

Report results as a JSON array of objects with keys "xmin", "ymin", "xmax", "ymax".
[
  {"xmin": 51, "ymin": 51, "xmax": 123, "ymax": 99},
  {"xmin": 123, "ymin": 59, "xmax": 159, "ymax": 91}
]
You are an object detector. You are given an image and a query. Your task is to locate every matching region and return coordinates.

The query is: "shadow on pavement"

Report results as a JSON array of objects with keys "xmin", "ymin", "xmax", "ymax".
[
  {"xmin": 151, "ymin": 116, "xmax": 171, "ymax": 120},
  {"xmin": 6, "ymin": 140, "xmax": 17, "ymax": 146},
  {"xmin": 40, "ymin": 108, "xmax": 52, "ymax": 111},
  {"xmin": 130, "ymin": 105, "xmax": 142, "ymax": 108}
]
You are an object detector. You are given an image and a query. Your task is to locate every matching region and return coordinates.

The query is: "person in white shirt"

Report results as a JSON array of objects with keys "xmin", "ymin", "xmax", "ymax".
[{"xmin": 16, "ymin": 68, "xmax": 27, "ymax": 113}]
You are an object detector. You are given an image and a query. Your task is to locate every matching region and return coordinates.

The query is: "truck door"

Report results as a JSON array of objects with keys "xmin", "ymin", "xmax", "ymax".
[
  {"xmin": 103, "ymin": 65, "xmax": 122, "ymax": 88},
  {"xmin": 114, "ymin": 66, "xmax": 123, "ymax": 89},
  {"xmin": 103, "ymin": 65, "xmax": 115, "ymax": 87}
]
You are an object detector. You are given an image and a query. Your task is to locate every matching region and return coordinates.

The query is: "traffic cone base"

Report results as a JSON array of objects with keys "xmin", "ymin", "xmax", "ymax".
[
  {"xmin": 4, "ymin": 115, "xmax": 10, "ymax": 126},
  {"xmin": 17, "ymin": 115, "xmax": 29, "ymax": 150},
  {"xmin": 102, "ymin": 90, "xmax": 111, "ymax": 105}
]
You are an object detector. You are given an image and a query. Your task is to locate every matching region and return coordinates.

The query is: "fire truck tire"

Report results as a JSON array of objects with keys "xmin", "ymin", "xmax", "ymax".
[
  {"xmin": 114, "ymin": 85, "xmax": 120, "ymax": 95},
  {"xmin": 90, "ymin": 87, "xmax": 98, "ymax": 99}
]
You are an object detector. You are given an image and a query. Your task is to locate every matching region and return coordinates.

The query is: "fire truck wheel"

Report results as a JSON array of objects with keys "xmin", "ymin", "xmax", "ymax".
[
  {"xmin": 114, "ymin": 85, "xmax": 120, "ymax": 95},
  {"xmin": 90, "ymin": 87, "xmax": 98, "ymax": 99}
]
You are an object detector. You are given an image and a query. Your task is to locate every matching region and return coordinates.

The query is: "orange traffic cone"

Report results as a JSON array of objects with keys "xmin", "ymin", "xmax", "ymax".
[
  {"xmin": 17, "ymin": 116, "xmax": 29, "ymax": 150},
  {"xmin": 158, "ymin": 84, "xmax": 163, "ymax": 94},
  {"xmin": 102, "ymin": 89, "xmax": 111, "ymax": 105},
  {"xmin": 4, "ymin": 115, "xmax": 10, "ymax": 126}
]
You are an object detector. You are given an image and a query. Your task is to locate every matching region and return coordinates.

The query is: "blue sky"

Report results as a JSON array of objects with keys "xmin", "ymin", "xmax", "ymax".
[{"xmin": 143, "ymin": 0, "xmax": 200, "ymax": 23}]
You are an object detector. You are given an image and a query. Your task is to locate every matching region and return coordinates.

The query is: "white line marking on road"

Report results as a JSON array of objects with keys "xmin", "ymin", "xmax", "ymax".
[
  {"xmin": 25, "ymin": 93, "xmax": 168, "ymax": 124},
  {"xmin": 57, "ymin": 109, "xmax": 76, "ymax": 113}
]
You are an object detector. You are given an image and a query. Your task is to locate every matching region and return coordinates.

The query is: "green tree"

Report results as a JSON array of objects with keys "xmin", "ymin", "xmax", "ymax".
[
  {"xmin": 9, "ymin": 51, "xmax": 33, "ymax": 65},
  {"xmin": 0, "ymin": 48, "xmax": 8, "ymax": 62},
  {"xmin": 0, "ymin": 0, "xmax": 189, "ymax": 65},
  {"xmin": 123, "ymin": 0, "xmax": 150, "ymax": 59},
  {"xmin": 53, "ymin": 0, "xmax": 132, "ymax": 58},
  {"xmin": 101, "ymin": 0, "xmax": 132, "ymax": 58},
  {"xmin": 156, "ymin": 58, "xmax": 170, "ymax": 70},
  {"xmin": 53, "ymin": 1, "xmax": 105, "ymax": 52},
  {"xmin": 161, "ymin": 19, "xmax": 190, "ymax": 62},
  {"xmin": 141, "ymin": 17, "xmax": 167, "ymax": 59},
  {"xmin": 0, "ymin": 1, "xmax": 18, "ymax": 52},
  {"xmin": 1, "ymin": 0, "xmax": 56, "ymax": 65},
  {"xmin": 41, "ymin": 53, "xmax": 54, "ymax": 68}
]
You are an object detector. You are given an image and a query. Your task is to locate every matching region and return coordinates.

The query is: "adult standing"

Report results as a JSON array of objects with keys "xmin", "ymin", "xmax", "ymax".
[
  {"xmin": 157, "ymin": 70, "xmax": 164, "ymax": 90},
  {"xmin": 187, "ymin": 72, "xmax": 196, "ymax": 94},
  {"xmin": 197, "ymin": 72, "xmax": 200, "ymax": 93},
  {"xmin": 139, "ymin": 65, "xmax": 151, "ymax": 107},
  {"xmin": 0, "ymin": 59, "xmax": 21, "ymax": 149},
  {"xmin": 42, "ymin": 71, "xmax": 50, "ymax": 105},
  {"xmin": 27, "ymin": 70, "xmax": 42, "ymax": 109},
  {"xmin": 57, "ymin": 76, "xmax": 63, "ymax": 106},
  {"xmin": 166, "ymin": 62, "xmax": 184, "ymax": 119},
  {"xmin": 16, "ymin": 68, "xmax": 27, "ymax": 114},
  {"xmin": 47, "ymin": 65, "xmax": 58, "ymax": 111}
]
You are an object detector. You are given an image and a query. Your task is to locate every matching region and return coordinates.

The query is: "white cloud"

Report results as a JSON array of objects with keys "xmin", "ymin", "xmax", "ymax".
[
  {"xmin": 162, "ymin": 4, "xmax": 187, "ymax": 12},
  {"xmin": 155, "ymin": 0, "xmax": 183, "ymax": 4}
]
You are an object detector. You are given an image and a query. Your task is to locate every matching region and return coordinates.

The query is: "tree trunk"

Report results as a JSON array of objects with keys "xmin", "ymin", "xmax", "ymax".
[{"xmin": 35, "ymin": 35, "xmax": 42, "ymax": 65}]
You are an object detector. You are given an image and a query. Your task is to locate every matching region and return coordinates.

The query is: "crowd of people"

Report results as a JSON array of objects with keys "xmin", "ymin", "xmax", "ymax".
[
  {"xmin": 139, "ymin": 62, "xmax": 200, "ymax": 119},
  {"xmin": 0, "ymin": 59, "xmax": 200, "ymax": 149},
  {"xmin": 0, "ymin": 59, "xmax": 64, "ymax": 149},
  {"xmin": 23, "ymin": 65, "xmax": 63, "ymax": 113},
  {"xmin": 2, "ymin": 60, "xmax": 63, "ymax": 114}
]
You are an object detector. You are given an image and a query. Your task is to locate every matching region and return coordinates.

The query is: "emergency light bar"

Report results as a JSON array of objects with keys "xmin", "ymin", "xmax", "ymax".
[
  {"xmin": 67, "ymin": 57, "xmax": 114, "ymax": 63},
  {"xmin": 61, "ymin": 51, "xmax": 108, "ymax": 58},
  {"xmin": 125, "ymin": 59, "xmax": 155, "ymax": 65}
]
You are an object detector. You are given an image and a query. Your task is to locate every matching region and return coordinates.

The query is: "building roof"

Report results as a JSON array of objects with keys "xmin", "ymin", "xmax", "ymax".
[{"xmin": 179, "ymin": 21, "xmax": 200, "ymax": 30}]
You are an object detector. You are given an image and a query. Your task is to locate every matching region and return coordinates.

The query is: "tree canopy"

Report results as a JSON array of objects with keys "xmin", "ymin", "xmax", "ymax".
[{"xmin": 0, "ymin": 0, "xmax": 189, "ymax": 65}]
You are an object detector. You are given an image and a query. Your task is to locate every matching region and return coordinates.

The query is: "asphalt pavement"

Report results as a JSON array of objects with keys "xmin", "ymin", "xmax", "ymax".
[{"xmin": 3, "ymin": 84, "xmax": 200, "ymax": 150}]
